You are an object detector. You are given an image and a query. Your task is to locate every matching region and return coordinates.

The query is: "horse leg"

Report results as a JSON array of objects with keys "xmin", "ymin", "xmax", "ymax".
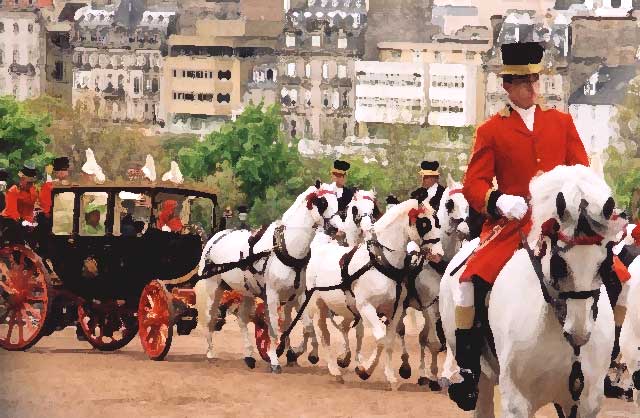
[
  {"xmin": 290, "ymin": 291, "xmax": 319, "ymax": 365},
  {"xmin": 283, "ymin": 300, "xmax": 299, "ymax": 367},
  {"xmin": 316, "ymin": 298, "xmax": 343, "ymax": 381},
  {"xmin": 237, "ymin": 296, "xmax": 256, "ymax": 369},
  {"xmin": 473, "ymin": 373, "xmax": 496, "ymax": 418},
  {"xmin": 383, "ymin": 290, "xmax": 407, "ymax": 389},
  {"xmin": 354, "ymin": 318, "xmax": 364, "ymax": 367},
  {"xmin": 336, "ymin": 314, "xmax": 353, "ymax": 369},
  {"xmin": 200, "ymin": 278, "xmax": 223, "ymax": 359},
  {"xmin": 354, "ymin": 301, "xmax": 385, "ymax": 381},
  {"xmin": 264, "ymin": 286, "xmax": 283, "ymax": 373},
  {"xmin": 397, "ymin": 310, "xmax": 412, "ymax": 380},
  {"xmin": 499, "ymin": 375, "xmax": 532, "ymax": 418},
  {"xmin": 418, "ymin": 303, "xmax": 443, "ymax": 391}
]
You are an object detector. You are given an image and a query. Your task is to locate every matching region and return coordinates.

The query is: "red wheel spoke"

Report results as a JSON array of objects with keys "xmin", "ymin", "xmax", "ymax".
[
  {"xmin": 22, "ymin": 303, "xmax": 42, "ymax": 322},
  {"xmin": 5, "ymin": 313, "xmax": 16, "ymax": 342},
  {"xmin": 0, "ymin": 263, "xmax": 11, "ymax": 280},
  {"xmin": 0, "ymin": 280, "xmax": 15, "ymax": 295}
]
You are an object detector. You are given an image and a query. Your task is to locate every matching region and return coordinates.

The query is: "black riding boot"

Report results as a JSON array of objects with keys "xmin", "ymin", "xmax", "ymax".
[
  {"xmin": 448, "ymin": 276, "xmax": 491, "ymax": 411},
  {"xmin": 448, "ymin": 327, "xmax": 481, "ymax": 410}
]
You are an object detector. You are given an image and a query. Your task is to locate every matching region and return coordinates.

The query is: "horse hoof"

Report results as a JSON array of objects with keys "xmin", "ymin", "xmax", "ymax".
[
  {"xmin": 206, "ymin": 351, "xmax": 215, "ymax": 360},
  {"xmin": 428, "ymin": 379, "xmax": 442, "ymax": 391},
  {"xmin": 244, "ymin": 357, "xmax": 256, "ymax": 369},
  {"xmin": 286, "ymin": 349, "xmax": 299, "ymax": 364},
  {"xmin": 418, "ymin": 377, "xmax": 428, "ymax": 386},
  {"xmin": 355, "ymin": 366, "xmax": 370, "ymax": 381},
  {"xmin": 270, "ymin": 365, "xmax": 282, "ymax": 374},
  {"xmin": 399, "ymin": 363, "xmax": 411, "ymax": 380},
  {"xmin": 337, "ymin": 352, "xmax": 351, "ymax": 369},
  {"xmin": 214, "ymin": 318, "xmax": 225, "ymax": 331},
  {"xmin": 308, "ymin": 354, "xmax": 319, "ymax": 365}
]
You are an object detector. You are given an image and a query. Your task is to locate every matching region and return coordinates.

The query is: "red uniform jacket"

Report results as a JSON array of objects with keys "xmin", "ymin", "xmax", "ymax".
[
  {"xmin": 461, "ymin": 105, "xmax": 589, "ymax": 284},
  {"xmin": 39, "ymin": 181, "xmax": 54, "ymax": 217},
  {"xmin": 1, "ymin": 185, "xmax": 38, "ymax": 223}
]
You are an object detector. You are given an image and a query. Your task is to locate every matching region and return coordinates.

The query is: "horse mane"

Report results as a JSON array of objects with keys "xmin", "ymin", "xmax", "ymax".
[
  {"xmin": 374, "ymin": 199, "xmax": 434, "ymax": 233},
  {"xmin": 354, "ymin": 189, "xmax": 376, "ymax": 201},
  {"xmin": 281, "ymin": 185, "xmax": 318, "ymax": 223},
  {"xmin": 529, "ymin": 165, "xmax": 614, "ymax": 242}
]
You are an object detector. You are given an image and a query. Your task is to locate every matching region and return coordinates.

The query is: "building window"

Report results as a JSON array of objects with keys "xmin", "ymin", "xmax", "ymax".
[
  {"xmin": 312, "ymin": 35, "xmax": 321, "ymax": 47},
  {"xmin": 218, "ymin": 70, "xmax": 231, "ymax": 80},
  {"xmin": 305, "ymin": 63, "xmax": 311, "ymax": 78},
  {"xmin": 287, "ymin": 62, "xmax": 296, "ymax": 77},
  {"xmin": 217, "ymin": 93, "xmax": 230, "ymax": 103},
  {"xmin": 266, "ymin": 68, "xmax": 274, "ymax": 81},
  {"xmin": 286, "ymin": 34, "xmax": 296, "ymax": 47},
  {"xmin": 338, "ymin": 37, "xmax": 347, "ymax": 49},
  {"xmin": 322, "ymin": 62, "xmax": 328, "ymax": 79},
  {"xmin": 466, "ymin": 51, "xmax": 475, "ymax": 61},
  {"xmin": 13, "ymin": 23, "xmax": 19, "ymax": 34},
  {"xmin": 28, "ymin": 24, "xmax": 33, "ymax": 33},
  {"xmin": 173, "ymin": 69, "xmax": 176, "ymax": 77},
  {"xmin": 134, "ymin": 77, "xmax": 140, "ymax": 94},
  {"xmin": 0, "ymin": 23, "xmax": 4, "ymax": 33},
  {"xmin": 337, "ymin": 64, "xmax": 347, "ymax": 79},
  {"xmin": 305, "ymin": 90, "xmax": 311, "ymax": 107},
  {"xmin": 332, "ymin": 91, "xmax": 339, "ymax": 109},
  {"xmin": 434, "ymin": 51, "xmax": 441, "ymax": 62},
  {"xmin": 13, "ymin": 49, "xmax": 19, "ymax": 64},
  {"xmin": 152, "ymin": 78, "xmax": 159, "ymax": 93},
  {"xmin": 54, "ymin": 61, "xmax": 63, "ymax": 81}
]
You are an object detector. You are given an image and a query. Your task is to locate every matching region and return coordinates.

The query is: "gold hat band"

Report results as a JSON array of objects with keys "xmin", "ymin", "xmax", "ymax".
[{"xmin": 500, "ymin": 63, "xmax": 543, "ymax": 76}]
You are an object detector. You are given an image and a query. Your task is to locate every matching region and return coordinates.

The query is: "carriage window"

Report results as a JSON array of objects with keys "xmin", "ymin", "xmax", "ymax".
[
  {"xmin": 52, "ymin": 192, "xmax": 75, "ymax": 235},
  {"xmin": 79, "ymin": 192, "xmax": 108, "ymax": 236},
  {"xmin": 189, "ymin": 197, "xmax": 214, "ymax": 233},
  {"xmin": 154, "ymin": 193, "xmax": 187, "ymax": 233},
  {"xmin": 114, "ymin": 191, "xmax": 151, "ymax": 236}
]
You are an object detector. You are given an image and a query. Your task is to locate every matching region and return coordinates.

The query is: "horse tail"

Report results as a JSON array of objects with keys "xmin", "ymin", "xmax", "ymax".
[{"xmin": 194, "ymin": 278, "xmax": 211, "ymax": 330}]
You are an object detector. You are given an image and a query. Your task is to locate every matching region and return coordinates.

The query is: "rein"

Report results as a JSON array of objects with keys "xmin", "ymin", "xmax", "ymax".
[{"xmin": 519, "ymin": 214, "xmax": 606, "ymax": 417}]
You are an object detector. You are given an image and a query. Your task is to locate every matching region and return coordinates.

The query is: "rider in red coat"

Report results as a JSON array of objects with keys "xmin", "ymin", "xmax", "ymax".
[
  {"xmin": 2, "ymin": 163, "xmax": 39, "ymax": 224},
  {"xmin": 449, "ymin": 42, "xmax": 591, "ymax": 411}
]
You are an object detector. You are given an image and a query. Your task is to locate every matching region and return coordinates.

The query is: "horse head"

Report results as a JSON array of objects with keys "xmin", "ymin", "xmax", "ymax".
[
  {"xmin": 304, "ymin": 184, "xmax": 339, "ymax": 228},
  {"xmin": 439, "ymin": 176, "xmax": 470, "ymax": 258},
  {"xmin": 407, "ymin": 201, "xmax": 444, "ymax": 259},
  {"xmin": 344, "ymin": 189, "xmax": 376, "ymax": 245},
  {"xmin": 530, "ymin": 165, "xmax": 620, "ymax": 348}
]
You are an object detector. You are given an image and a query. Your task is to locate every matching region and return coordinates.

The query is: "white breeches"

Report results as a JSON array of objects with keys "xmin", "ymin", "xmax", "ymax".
[{"xmin": 453, "ymin": 280, "xmax": 475, "ymax": 307}]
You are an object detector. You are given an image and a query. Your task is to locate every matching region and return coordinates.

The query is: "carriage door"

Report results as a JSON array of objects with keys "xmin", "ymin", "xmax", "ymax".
[{"xmin": 48, "ymin": 191, "xmax": 77, "ymax": 281}]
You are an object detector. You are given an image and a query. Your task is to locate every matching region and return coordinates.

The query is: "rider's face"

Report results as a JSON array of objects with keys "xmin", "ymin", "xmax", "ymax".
[
  {"xmin": 55, "ymin": 170, "xmax": 69, "ymax": 180},
  {"xmin": 19, "ymin": 177, "xmax": 34, "ymax": 190},
  {"xmin": 503, "ymin": 74, "xmax": 540, "ymax": 109},
  {"xmin": 422, "ymin": 175, "xmax": 438, "ymax": 189},
  {"xmin": 331, "ymin": 172, "xmax": 346, "ymax": 188}
]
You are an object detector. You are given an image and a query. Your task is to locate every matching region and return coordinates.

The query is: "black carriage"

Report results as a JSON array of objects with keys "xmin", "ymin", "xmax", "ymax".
[{"xmin": 0, "ymin": 183, "xmax": 217, "ymax": 359}]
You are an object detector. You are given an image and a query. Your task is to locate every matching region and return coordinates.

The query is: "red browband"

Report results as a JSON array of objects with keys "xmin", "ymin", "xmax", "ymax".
[
  {"xmin": 449, "ymin": 188, "xmax": 463, "ymax": 195},
  {"xmin": 540, "ymin": 218, "xmax": 603, "ymax": 246},
  {"xmin": 408, "ymin": 207, "xmax": 426, "ymax": 225},
  {"xmin": 306, "ymin": 189, "xmax": 335, "ymax": 209}
]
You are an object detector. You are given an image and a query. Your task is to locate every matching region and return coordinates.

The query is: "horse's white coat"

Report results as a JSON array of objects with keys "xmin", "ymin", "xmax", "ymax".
[{"xmin": 440, "ymin": 165, "xmax": 617, "ymax": 417}]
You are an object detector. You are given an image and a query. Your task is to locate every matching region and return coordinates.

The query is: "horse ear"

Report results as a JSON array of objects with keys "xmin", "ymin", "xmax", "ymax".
[
  {"xmin": 315, "ymin": 179, "xmax": 321, "ymax": 189},
  {"xmin": 556, "ymin": 192, "xmax": 566, "ymax": 219},
  {"xmin": 603, "ymin": 197, "xmax": 615, "ymax": 220},
  {"xmin": 447, "ymin": 172, "xmax": 455, "ymax": 189}
]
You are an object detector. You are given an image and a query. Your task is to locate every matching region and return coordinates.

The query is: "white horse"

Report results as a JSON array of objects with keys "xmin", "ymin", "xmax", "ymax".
[
  {"xmin": 440, "ymin": 165, "xmax": 619, "ymax": 417},
  {"xmin": 619, "ymin": 258, "xmax": 640, "ymax": 405},
  {"xmin": 287, "ymin": 189, "xmax": 378, "ymax": 365},
  {"xmin": 195, "ymin": 184, "xmax": 339, "ymax": 371},
  {"xmin": 306, "ymin": 199, "xmax": 443, "ymax": 387},
  {"xmin": 397, "ymin": 175, "xmax": 470, "ymax": 388}
]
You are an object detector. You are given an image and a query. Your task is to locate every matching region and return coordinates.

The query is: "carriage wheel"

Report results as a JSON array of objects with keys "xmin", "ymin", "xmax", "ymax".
[
  {"xmin": 138, "ymin": 280, "xmax": 174, "ymax": 361},
  {"xmin": 77, "ymin": 299, "xmax": 138, "ymax": 351},
  {"xmin": 0, "ymin": 245, "xmax": 51, "ymax": 351},
  {"xmin": 253, "ymin": 298, "xmax": 284, "ymax": 363}
]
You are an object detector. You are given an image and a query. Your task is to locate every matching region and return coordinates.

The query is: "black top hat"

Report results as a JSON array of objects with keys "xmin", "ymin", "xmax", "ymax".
[
  {"xmin": 332, "ymin": 160, "xmax": 351, "ymax": 174},
  {"xmin": 0, "ymin": 168, "xmax": 8, "ymax": 182},
  {"xmin": 386, "ymin": 195, "xmax": 400, "ymax": 205},
  {"xmin": 420, "ymin": 160, "xmax": 440, "ymax": 176},
  {"xmin": 500, "ymin": 42, "xmax": 544, "ymax": 75},
  {"xmin": 53, "ymin": 157, "xmax": 70, "ymax": 171},
  {"xmin": 19, "ymin": 162, "xmax": 38, "ymax": 180}
]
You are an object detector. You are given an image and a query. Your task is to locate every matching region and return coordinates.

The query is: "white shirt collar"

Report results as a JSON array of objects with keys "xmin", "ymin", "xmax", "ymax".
[
  {"xmin": 509, "ymin": 101, "xmax": 536, "ymax": 131},
  {"xmin": 427, "ymin": 182, "xmax": 438, "ymax": 196}
]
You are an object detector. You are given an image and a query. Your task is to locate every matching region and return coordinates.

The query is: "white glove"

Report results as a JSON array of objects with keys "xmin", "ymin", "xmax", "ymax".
[
  {"xmin": 406, "ymin": 241, "xmax": 420, "ymax": 254},
  {"xmin": 21, "ymin": 220, "xmax": 38, "ymax": 227},
  {"xmin": 161, "ymin": 225, "xmax": 171, "ymax": 232},
  {"xmin": 496, "ymin": 194, "xmax": 528, "ymax": 220}
]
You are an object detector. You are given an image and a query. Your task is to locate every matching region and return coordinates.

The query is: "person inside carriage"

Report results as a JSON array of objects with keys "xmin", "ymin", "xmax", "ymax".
[
  {"xmin": 156, "ymin": 199, "xmax": 183, "ymax": 233},
  {"xmin": 83, "ymin": 201, "xmax": 106, "ymax": 236},
  {"xmin": 448, "ymin": 41, "xmax": 628, "ymax": 411}
]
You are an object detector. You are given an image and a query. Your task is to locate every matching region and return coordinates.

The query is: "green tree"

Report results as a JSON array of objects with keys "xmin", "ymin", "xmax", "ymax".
[
  {"xmin": 0, "ymin": 96, "xmax": 54, "ymax": 182},
  {"xmin": 178, "ymin": 103, "xmax": 304, "ymax": 206}
]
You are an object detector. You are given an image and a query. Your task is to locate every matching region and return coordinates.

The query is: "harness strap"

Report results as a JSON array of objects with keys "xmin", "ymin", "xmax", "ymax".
[{"xmin": 273, "ymin": 224, "xmax": 311, "ymax": 289}]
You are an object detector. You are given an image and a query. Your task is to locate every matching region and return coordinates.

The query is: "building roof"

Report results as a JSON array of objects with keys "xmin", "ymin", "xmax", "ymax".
[{"xmin": 569, "ymin": 65, "xmax": 640, "ymax": 106}]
